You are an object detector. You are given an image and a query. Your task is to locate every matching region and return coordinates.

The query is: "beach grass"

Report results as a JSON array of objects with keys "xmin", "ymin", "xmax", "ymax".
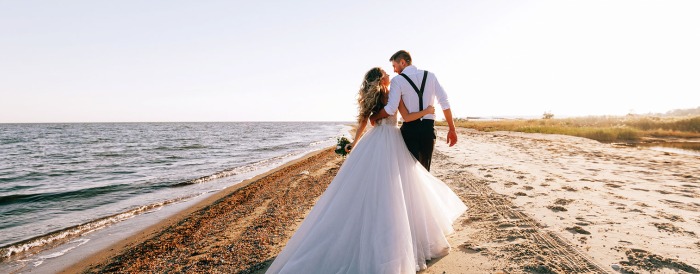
[{"xmin": 437, "ymin": 115, "xmax": 700, "ymax": 143}]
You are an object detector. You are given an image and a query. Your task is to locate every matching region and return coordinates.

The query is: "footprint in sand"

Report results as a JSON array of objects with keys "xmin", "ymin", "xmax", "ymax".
[
  {"xmin": 609, "ymin": 201, "xmax": 627, "ymax": 210},
  {"xmin": 555, "ymin": 198, "xmax": 574, "ymax": 205},
  {"xmin": 565, "ymin": 226, "xmax": 591, "ymax": 235},
  {"xmin": 634, "ymin": 202, "xmax": 650, "ymax": 207},
  {"xmin": 547, "ymin": 205, "xmax": 567, "ymax": 212},
  {"xmin": 656, "ymin": 211, "xmax": 685, "ymax": 222},
  {"xmin": 655, "ymin": 189, "xmax": 675, "ymax": 195},
  {"xmin": 659, "ymin": 199, "xmax": 700, "ymax": 212},
  {"xmin": 562, "ymin": 186, "xmax": 578, "ymax": 192},
  {"xmin": 458, "ymin": 241, "xmax": 486, "ymax": 253},
  {"xmin": 651, "ymin": 222, "xmax": 696, "ymax": 236},
  {"xmin": 613, "ymin": 247, "xmax": 699, "ymax": 273}
]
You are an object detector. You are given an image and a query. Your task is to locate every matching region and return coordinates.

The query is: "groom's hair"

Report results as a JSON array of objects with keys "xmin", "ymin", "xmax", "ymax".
[{"xmin": 390, "ymin": 50, "xmax": 412, "ymax": 65}]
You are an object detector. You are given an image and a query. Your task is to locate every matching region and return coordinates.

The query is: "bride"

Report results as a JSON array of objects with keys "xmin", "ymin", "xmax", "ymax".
[{"xmin": 266, "ymin": 67, "xmax": 467, "ymax": 274}]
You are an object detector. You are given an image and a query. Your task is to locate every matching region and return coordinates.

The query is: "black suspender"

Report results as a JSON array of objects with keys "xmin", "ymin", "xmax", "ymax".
[{"xmin": 399, "ymin": 71, "xmax": 428, "ymax": 111}]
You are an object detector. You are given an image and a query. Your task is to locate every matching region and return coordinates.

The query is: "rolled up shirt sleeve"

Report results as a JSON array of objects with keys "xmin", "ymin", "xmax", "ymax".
[
  {"xmin": 383, "ymin": 78, "xmax": 402, "ymax": 115},
  {"xmin": 434, "ymin": 74, "xmax": 451, "ymax": 110}
]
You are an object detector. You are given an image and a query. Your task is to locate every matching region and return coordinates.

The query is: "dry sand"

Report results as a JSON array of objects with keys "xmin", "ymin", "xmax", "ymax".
[
  {"xmin": 423, "ymin": 127, "xmax": 700, "ymax": 274},
  {"xmin": 63, "ymin": 128, "xmax": 700, "ymax": 274}
]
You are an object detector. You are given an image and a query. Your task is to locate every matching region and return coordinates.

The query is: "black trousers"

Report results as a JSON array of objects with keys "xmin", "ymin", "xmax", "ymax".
[{"xmin": 400, "ymin": 119, "xmax": 436, "ymax": 171}]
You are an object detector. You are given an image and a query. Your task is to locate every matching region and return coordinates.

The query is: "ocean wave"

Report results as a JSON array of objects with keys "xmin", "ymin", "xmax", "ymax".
[
  {"xmin": 0, "ymin": 184, "xmax": 34, "ymax": 192},
  {"xmin": 252, "ymin": 142, "xmax": 307, "ymax": 153},
  {"xmin": 0, "ymin": 150, "xmax": 302, "ymax": 207},
  {"xmin": 0, "ymin": 193, "xmax": 36, "ymax": 205},
  {"xmin": 0, "ymin": 194, "xmax": 200, "ymax": 261},
  {"xmin": 0, "ymin": 122, "xmax": 347, "ymax": 263},
  {"xmin": 0, "ymin": 138, "xmax": 26, "ymax": 145},
  {"xmin": 308, "ymin": 139, "xmax": 331, "ymax": 146},
  {"xmin": 180, "ymin": 144, "xmax": 207, "ymax": 149},
  {"xmin": 153, "ymin": 144, "xmax": 208, "ymax": 151},
  {"xmin": 94, "ymin": 152, "xmax": 129, "ymax": 157},
  {"xmin": 170, "ymin": 151, "xmax": 302, "ymax": 187},
  {"xmin": 3, "ymin": 171, "xmax": 46, "ymax": 182},
  {"xmin": 0, "ymin": 184, "xmax": 131, "ymax": 206}
]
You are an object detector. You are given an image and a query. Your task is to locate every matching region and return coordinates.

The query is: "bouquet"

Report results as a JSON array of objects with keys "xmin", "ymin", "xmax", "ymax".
[{"xmin": 334, "ymin": 137, "xmax": 352, "ymax": 157}]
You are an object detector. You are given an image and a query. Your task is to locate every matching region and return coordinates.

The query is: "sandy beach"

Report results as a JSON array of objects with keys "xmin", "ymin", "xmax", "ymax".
[
  {"xmin": 59, "ymin": 148, "xmax": 342, "ymax": 273},
  {"xmin": 424, "ymin": 127, "xmax": 700, "ymax": 273},
  {"xmin": 62, "ymin": 128, "xmax": 700, "ymax": 274}
]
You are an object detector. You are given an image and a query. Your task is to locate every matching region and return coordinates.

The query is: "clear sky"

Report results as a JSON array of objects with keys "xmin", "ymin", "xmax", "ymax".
[{"xmin": 1, "ymin": 1, "xmax": 699, "ymax": 123}]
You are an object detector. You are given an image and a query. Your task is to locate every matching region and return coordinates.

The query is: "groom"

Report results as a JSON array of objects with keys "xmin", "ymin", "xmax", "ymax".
[{"xmin": 370, "ymin": 50, "xmax": 458, "ymax": 171}]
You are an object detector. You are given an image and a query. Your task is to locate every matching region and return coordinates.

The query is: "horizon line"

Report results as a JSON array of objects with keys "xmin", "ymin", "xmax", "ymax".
[{"xmin": 0, "ymin": 121, "xmax": 359, "ymax": 124}]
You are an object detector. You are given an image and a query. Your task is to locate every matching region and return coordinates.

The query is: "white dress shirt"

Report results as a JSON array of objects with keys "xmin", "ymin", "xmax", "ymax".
[{"xmin": 383, "ymin": 65, "xmax": 451, "ymax": 121}]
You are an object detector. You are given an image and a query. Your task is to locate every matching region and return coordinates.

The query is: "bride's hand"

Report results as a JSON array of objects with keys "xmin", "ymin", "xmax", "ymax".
[
  {"xmin": 423, "ymin": 105, "xmax": 435, "ymax": 115},
  {"xmin": 345, "ymin": 142, "xmax": 354, "ymax": 153}
]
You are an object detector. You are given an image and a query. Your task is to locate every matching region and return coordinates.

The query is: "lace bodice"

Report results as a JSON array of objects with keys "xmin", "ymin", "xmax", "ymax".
[{"xmin": 376, "ymin": 115, "xmax": 398, "ymax": 127}]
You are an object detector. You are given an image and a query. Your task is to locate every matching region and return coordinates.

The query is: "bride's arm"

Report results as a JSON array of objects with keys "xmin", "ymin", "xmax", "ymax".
[
  {"xmin": 347, "ymin": 118, "xmax": 368, "ymax": 152},
  {"xmin": 398, "ymin": 99, "xmax": 435, "ymax": 122}
]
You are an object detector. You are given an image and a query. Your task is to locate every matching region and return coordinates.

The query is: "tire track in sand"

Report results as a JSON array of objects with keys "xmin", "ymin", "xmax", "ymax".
[{"xmin": 431, "ymin": 150, "xmax": 611, "ymax": 273}]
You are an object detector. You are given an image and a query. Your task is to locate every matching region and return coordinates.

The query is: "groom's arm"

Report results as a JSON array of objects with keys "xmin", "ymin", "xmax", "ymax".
[
  {"xmin": 434, "ymin": 75, "xmax": 457, "ymax": 146},
  {"xmin": 369, "ymin": 109, "xmax": 389, "ymax": 126},
  {"xmin": 443, "ymin": 108, "xmax": 458, "ymax": 146},
  {"xmin": 370, "ymin": 78, "xmax": 401, "ymax": 125}
]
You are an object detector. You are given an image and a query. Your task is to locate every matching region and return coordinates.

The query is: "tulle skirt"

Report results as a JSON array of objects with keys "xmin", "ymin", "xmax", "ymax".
[{"xmin": 266, "ymin": 123, "xmax": 467, "ymax": 274}]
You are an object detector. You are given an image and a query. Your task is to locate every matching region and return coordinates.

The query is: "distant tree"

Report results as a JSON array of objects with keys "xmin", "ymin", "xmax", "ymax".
[{"xmin": 542, "ymin": 111, "xmax": 554, "ymax": 119}]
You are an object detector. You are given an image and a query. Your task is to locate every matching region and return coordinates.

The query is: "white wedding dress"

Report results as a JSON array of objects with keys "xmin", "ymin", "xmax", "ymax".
[{"xmin": 266, "ymin": 115, "xmax": 467, "ymax": 274}]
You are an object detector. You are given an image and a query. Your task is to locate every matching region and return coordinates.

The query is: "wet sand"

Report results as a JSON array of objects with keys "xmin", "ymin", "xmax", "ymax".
[
  {"xmin": 63, "ymin": 128, "xmax": 700, "ymax": 274},
  {"xmin": 61, "ymin": 148, "xmax": 343, "ymax": 273}
]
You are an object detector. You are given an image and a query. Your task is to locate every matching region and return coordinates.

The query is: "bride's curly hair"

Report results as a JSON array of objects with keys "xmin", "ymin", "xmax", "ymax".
[{"xmin": 357, "ymin": 67, "xmax": 387, "ymax": 123}]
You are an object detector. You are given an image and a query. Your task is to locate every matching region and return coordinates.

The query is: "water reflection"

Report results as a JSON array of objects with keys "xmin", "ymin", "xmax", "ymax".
[{"xmin": 634, "ymin": 142, "xmax": 700, "ymax": 156}]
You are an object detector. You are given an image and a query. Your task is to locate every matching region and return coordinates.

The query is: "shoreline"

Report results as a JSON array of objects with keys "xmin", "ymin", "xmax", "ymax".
[
  {"xmin": 0, "ymin": 121, "xmax": 353, "ymax": 270},
  {"xmin": 0, "ymin": 147, "xmax": 334, "ymax": 273},
  {"xmin": 62, "ymin": 147, "xmax": 342, "ymax": 273},
  {"xmin": 61, "ymin": 127, "xmax": 700, "ymax": 273}
]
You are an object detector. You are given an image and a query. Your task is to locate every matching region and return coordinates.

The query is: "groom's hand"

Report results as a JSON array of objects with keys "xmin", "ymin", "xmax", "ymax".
[
  {"xmin": 370, "ymin": 108, "xmax": 390, "ymax": 126},
  {"xmin": 446, "ymin": 129, "xmax": 458, "ymax": 147}
]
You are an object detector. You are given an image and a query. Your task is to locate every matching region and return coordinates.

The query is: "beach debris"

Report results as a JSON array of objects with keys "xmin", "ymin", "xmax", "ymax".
[{"xmin": 611, "ymin": 263, "xmax": 621, "ymax": 270}]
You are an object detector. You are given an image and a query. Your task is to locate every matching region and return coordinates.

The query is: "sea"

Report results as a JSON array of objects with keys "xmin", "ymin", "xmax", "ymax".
[{"xmin": 0, "ymin": 122, "xmax": 351, "ymax": 272}]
